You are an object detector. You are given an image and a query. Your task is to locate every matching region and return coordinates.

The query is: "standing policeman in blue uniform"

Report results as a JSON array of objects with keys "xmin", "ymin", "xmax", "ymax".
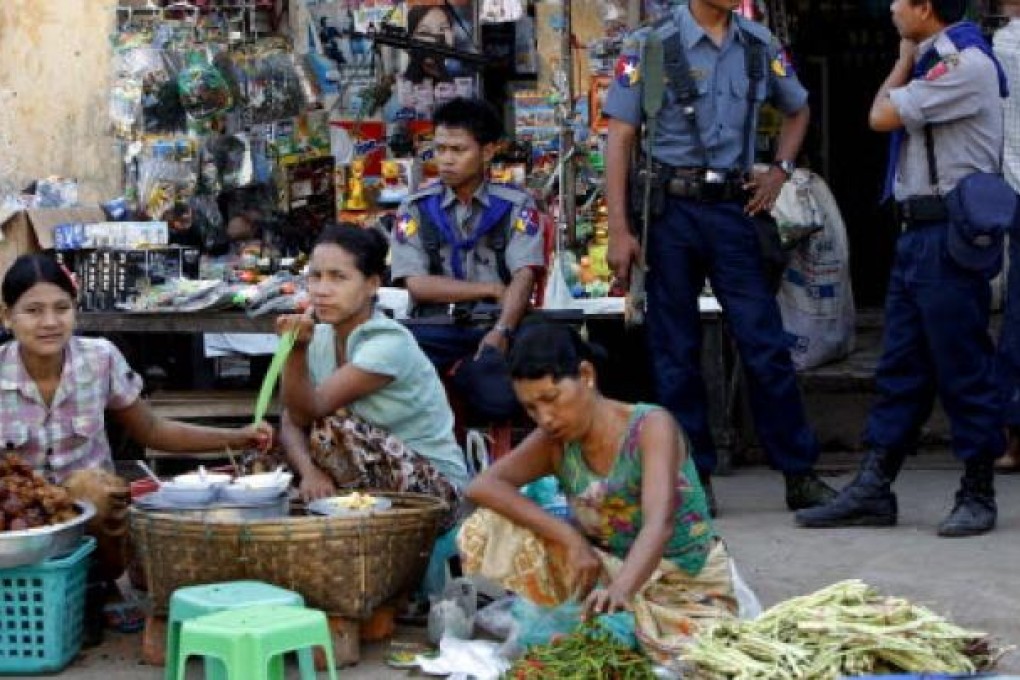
[
  {"xmin": 603, "ymin": 0, "xmax": 836, "ymax": 515},
  {"xmin": 390, "ymin": 98, "xmax": 545, "ymax": 421},
  {"xmin": 798, "ymin": 0, "xmax": 1010, "ymax": 537}
]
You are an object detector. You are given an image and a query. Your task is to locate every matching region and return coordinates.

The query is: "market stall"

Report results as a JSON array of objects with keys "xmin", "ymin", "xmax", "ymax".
[{"xmin": 0, "ymin": 2, "xmax": 871, "ymax": 677}]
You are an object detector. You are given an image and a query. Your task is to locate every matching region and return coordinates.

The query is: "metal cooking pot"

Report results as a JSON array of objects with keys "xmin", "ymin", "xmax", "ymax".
[{"xmin": 0, "ymin": 501, "xmax": 97, "ymax": 569}]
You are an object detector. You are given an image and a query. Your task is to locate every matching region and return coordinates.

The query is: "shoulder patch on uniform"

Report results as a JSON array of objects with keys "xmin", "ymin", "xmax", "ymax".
[
  {"xmin": 615, "ymin": 54, "xmax": 641, "ymax": 88},
  {"xmin": 514, "ymin": 207, "xmax": 541, "ymax": 237},
  {"xmin": 771, "ymin": 48, "xmax": 794, "ymax": 77},
  {"xmin": 924, "ymin": 54, "xmax": 960, "ymax": 81},
  {"xmin": 394, "ymin": 212, "xmax": 417, "ymax": 244}
]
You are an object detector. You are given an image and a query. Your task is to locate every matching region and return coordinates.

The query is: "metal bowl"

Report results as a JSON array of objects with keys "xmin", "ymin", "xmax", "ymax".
[
  {"xmin": 307, "ymin": 495, "xmax": 393, "ymax": 517},
  {"xmin": 0, "ymin": 500, "xmax": 96, "ymax": 569},
  {"xmin": 135, "ymin": 492, "xmax": 289, "ymax": 522}
]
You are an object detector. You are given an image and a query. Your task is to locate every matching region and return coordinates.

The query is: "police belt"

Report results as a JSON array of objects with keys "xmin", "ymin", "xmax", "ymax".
[
  {"xmin": 665, "ymin": 167, "xmax": 748, "ymax": 203},
  {"xmin": 406, "ymin": 302, "xmax": 501, "ymax": 326},
  {"xmin": 897, "ymin": 195, "xmax": 948, "ymax": 226}
]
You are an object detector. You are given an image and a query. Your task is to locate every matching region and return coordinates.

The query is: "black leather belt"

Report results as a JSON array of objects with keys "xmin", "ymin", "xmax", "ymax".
[
  {"xmin": 897, "ymin": 195, "xmax": 948, "ymax": 225},
  {"xmin": 666, "ymin": 167, "xmax": 747, "ymax": 203}
]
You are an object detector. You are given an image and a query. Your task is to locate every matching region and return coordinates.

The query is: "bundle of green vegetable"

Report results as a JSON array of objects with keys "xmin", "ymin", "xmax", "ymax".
[
  {"xmin": 685, "ymin": 579, "xmax": 1002, "ymax": 679},
  {"xmin": 506, "ymin": 621, "xmax": 656, "ymax": 680}
]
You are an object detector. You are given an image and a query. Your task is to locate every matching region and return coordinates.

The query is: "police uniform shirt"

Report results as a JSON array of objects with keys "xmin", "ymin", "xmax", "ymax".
[
  {"xmin": 889, "ymin": 33, "xmax": 1005, "ymax": 201},
  {"xmin": 389, "ymin": 182, "xmax": 545, "ymax": 284},
  {"xmin": 602, "ymin": 5, "xmax": 808, "ymax": 170}
]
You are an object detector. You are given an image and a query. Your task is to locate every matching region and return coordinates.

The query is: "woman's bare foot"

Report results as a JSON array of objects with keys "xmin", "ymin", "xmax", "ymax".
[{"xmin": 995, "ymin": 430, "xmax": 1020, "ymax": 473}]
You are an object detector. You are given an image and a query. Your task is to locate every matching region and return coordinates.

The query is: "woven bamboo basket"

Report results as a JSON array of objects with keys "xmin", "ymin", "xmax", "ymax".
[{"xmin": 129, "ymin": 492, "xmax": 446, "ymax": 619}]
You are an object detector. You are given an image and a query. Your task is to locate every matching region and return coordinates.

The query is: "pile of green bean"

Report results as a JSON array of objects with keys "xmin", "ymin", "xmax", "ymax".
[
  {"xmin": 685, "ymin": 579, "xmax": 1002, "ymax": 679},
  {"xmin": 506, "ymin": 622, "xmax": 657, "ymax": 680}
]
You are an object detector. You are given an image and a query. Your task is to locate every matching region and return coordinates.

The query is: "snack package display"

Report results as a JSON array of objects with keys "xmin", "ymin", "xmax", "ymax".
[
  {"xmin": 178, "ymin": 51, "xmax": 234, "ymax": 132},
  {"xmin": 216, "ymin": 38, "xmax": 306, "ymax": 125}
]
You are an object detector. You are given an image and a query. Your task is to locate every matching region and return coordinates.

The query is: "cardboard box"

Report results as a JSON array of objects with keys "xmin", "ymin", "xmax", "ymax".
[
  {"xmin": 53, "ymin": 221, "xmax": 168, "ymax": 251},
  {"xmin": 0, "ymin": 207, "xmax": 107, "ymax": 282}
]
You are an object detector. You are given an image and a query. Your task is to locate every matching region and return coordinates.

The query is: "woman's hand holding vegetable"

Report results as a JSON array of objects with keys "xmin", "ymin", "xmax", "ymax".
[
  {"xmin": 235, "ymin": 421, "xmax": 274, "ymax": 451},
  {"xmin": 583, "ymin": 581, "xmax": 633, "ymax": 619},
  {"xmin": 275, "ymin": 312, "xmax": 316, "ymax": 346}
]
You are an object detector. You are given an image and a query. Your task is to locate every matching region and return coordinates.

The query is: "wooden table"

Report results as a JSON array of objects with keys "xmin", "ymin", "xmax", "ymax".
[
  {"xmin": 78, "ymin": 305, "xmax": 740, "ymax": 472},
  {"xmin": 76, "ymin": 311, "xmax": 276, "ymax": 334}
]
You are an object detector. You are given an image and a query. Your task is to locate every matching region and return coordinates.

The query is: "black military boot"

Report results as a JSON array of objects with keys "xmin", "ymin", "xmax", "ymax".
[
  {"xmin": 784, "ymin": 472, "xmax": 838, "ymax": 511},
  {"xmin": 937, "ymin": 456, "xmax": 997, "ymax": 537},
  {"xmin": 795, "ymin": 450, "xmax": 899, "ymax": 527}
]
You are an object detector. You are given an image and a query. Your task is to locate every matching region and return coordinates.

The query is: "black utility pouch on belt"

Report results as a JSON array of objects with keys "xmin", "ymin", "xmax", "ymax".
[
  {"xmin": 753, "ymin": 213, "xmax": 789, "ymax": 294},
  {"xmin": 629, "ymin": 158, "xmax": 667, "ymax": 224}
]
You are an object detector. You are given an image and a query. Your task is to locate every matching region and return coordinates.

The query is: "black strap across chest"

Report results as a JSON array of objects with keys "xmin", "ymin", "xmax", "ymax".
[{"xmin": 653, "ymin": 17, "xmax": 768, "ymax": 172}]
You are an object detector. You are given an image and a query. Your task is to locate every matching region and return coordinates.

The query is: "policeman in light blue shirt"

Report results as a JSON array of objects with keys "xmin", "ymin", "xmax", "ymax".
[
  {"xmin": 603, "ymin": 0, "xmax": 835, "ymax": 515},
  {"xmin": 798, "ymin": 0, "xmax": 1009, "ymax": 537},
  {"xmin": 389, "ymin": 98, "xmax": 545, "ymax": 422}
]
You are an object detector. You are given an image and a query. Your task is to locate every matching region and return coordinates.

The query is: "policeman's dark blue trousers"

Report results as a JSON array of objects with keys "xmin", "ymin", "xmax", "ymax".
[
  {"xmin": 646, "ymin": 196, "xmax": 819, "ymax": 475},
  {"xmin": 407, "ymin": 324, "xmax": 488, "ymax": 374},
  {"xmin": 997, "ymin": 233, "xmax": 1020, "ymax": 426},
  {"xmin": 864, "ymin": 222, "xmax": 1003, "ymax": 461}
]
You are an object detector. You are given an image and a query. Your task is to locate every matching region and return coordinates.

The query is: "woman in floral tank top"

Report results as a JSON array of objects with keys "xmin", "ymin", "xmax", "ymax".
[{"xmin": 460, "ymin": 324, "xmax": 739, "ymax": 664}]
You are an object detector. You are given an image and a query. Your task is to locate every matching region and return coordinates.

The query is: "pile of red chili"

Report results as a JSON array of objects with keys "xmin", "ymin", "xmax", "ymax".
[{"xmin": 506, "ymin": 622, "xmax": 656, "ymax": 680}]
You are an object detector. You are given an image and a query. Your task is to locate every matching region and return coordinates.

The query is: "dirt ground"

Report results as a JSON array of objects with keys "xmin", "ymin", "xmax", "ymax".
[{"xmin": 14, "ymin": 461, "xmax": 1020, "ymax": 679}]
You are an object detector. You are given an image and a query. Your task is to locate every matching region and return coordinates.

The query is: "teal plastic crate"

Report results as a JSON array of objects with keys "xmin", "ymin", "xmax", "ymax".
[{"xmin": 0, "ymin": 536, "xmax": 95, "ymax": 674}]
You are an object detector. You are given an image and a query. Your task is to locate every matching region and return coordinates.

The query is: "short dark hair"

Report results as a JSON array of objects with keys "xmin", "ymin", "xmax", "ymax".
[
  {"xmin": 432, "ymin": 98, "xmax": 504, "ymax": 146},
  {"xmin": 2, "ymin": 254, "xmax": 77, "ymax": 307},
  {"xmin": 509, "ymin": 323, "xmax": 604, "ymax": 382},
  {"xmin": 913, "ymin": 0, "xmax": 969, "ymax": 24},
  {"xmin": 315, "ymin": 222, "xmax": 388, "ymax": 278}
]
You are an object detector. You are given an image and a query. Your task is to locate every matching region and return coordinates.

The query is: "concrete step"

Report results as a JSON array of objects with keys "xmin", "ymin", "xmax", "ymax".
[{"xmin": 736, "ymin": 309, "xmax": 961, "ymax": 458}]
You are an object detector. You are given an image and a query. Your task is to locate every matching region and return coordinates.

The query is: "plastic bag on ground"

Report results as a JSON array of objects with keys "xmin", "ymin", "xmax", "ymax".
[
  {"xmin": 772, "ymin": 169, "xmax": 856, "ymax": 371},
  {"xmin": 428, "ymin": 577, "xmax": 477, "ymax": 644},
  {"xmin": 509, "ymin": 597, "xmax": 582, "ymax": 649},
  {"xmin": 475, "ymin": 594, "xmax": 516, "ymax": 640},
  {"xmin": 416, "ymin": 635, "xmax": 509, "ymax": 680},
  {"xmin": 729, "ymin": 558, "xmax": 762, "ymax": 620}
]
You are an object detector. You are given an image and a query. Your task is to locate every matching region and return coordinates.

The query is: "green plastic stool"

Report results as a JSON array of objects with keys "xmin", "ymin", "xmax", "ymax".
[
  {"xmin": 165, "ymin": 581, "xmax": 305, "ymax": 680},
  {"xmin": 176, "ymin": 605, "xmax": 337, "ymax": 680}
]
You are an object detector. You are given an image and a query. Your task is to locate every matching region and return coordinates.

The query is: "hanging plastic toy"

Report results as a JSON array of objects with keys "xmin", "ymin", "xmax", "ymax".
[{"xmin": 177, "ymin": 51, "xmax": 233, "ymax": 122}]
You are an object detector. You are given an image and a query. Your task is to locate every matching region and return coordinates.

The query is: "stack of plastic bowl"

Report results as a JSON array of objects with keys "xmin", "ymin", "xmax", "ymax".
[
  {"xmin": 219, "ymin": 470, "xmax": 293, "ymax": 504},
  {"xmin": 159, "ymin": 472, "xmax": 231, "ymax": 505}
]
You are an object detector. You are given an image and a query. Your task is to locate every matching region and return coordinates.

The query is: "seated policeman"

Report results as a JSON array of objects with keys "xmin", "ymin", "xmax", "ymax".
[{"xmin": 389, "ymin": 97, "xmax": 545, "ymax": 421}]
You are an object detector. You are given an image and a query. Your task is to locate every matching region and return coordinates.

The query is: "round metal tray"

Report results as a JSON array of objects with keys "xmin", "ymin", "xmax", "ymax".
[
  {"xmin": 0, "ymin": 501, "xmax": 96, "ymax": 569},
  {"xmin": 306, "ymin": 495, "xmax": 393, "ymax": 517}
]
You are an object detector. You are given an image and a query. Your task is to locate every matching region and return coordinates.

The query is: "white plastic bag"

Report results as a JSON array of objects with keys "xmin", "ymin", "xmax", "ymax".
[
  {"xmin": 542, "ymin": 250, "xmax": 576, "ymax": 310},
  {"xmin": 729, "ymin": 559, "xmax": 762, "ymax": 620},
  {"xmin": 772, "ymin": 170, "xmax": 856, "ymax": 371},
  {"xmin": 416, "ymin": 635, "xmax": 509, "ymax": 680},
  {"xmin": 428, "ymin": 578, "xmax": 477, "ymax": 644},
  {"xmin": 475, "ymin": 594, "xmax": 516, "ymax": 640}
]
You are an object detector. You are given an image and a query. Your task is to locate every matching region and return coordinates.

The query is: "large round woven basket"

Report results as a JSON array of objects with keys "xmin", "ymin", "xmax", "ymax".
[{"xmin": 129, "ymin": 492, "xmax": 446, "ymax": 619}]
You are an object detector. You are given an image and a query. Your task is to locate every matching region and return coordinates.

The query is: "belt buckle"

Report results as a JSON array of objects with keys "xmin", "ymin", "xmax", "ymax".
[{"xmin": 704, "ymin": 169, "xmax": 726, "ymax": 184}]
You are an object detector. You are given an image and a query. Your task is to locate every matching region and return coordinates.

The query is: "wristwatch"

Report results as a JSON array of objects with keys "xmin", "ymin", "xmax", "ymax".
[
  {"xmin": 773, "ymin": 159, "xmax": 796, "ymax": 179},
  {"xmin": 493, "ymin": 323, "xmax": 514, "ymax": 340}
]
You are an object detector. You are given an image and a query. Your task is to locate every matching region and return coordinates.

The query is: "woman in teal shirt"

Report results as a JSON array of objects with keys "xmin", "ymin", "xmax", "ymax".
[
  {"xmin": 461, "ymin": 324, "xmax": 737, "ymax": 664},
  {"xmin": 276, "ymin": 224, "xmax": 466, "ymax": 523}
]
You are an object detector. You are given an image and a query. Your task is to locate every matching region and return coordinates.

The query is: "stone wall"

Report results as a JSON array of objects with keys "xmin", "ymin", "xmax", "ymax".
[{"xmin": 0, "ymin": 0, "xmax": 119, "ymax": 203}]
